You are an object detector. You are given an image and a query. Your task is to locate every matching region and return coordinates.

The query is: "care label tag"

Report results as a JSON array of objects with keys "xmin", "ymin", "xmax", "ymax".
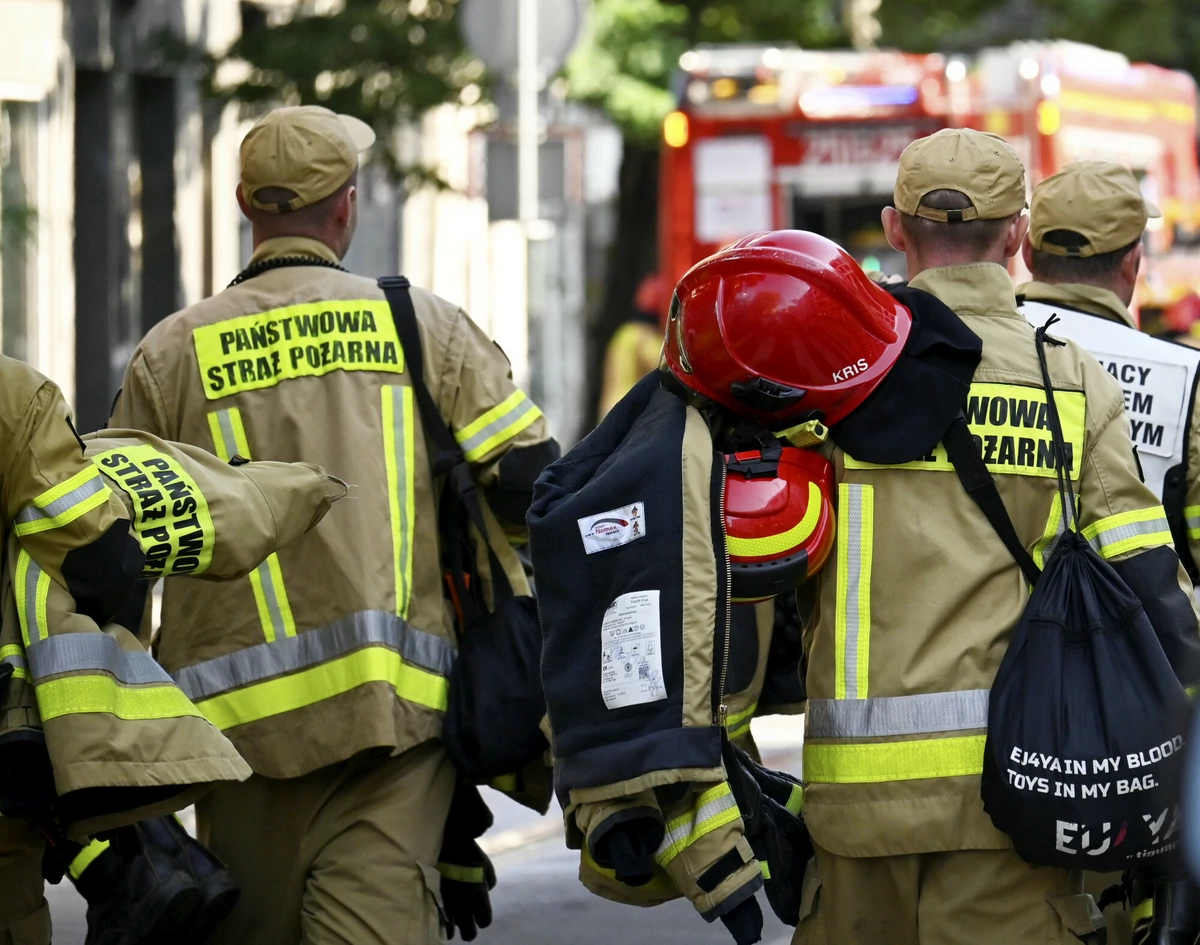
[
  {"xmin": 601, "ymin": 590, "xmax": 666, "ymax": 710},
  {"xmin": 577, "ymin": 502, "xmax": 646, "ymax": 555}
]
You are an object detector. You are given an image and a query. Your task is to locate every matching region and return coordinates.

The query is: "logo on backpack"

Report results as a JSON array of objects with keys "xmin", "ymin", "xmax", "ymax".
[{"xmin": 578, "ymin": 503, "xmax": 647, "ymax": 554}]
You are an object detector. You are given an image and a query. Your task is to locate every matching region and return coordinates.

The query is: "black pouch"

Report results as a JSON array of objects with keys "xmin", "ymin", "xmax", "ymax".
[
  {"xmin": 945, "ymin": 318, "xmax": 1191, "ymax": 870},
  {"xmin": 379, "ymin": 277, "xmax": 547, "ymax": 782}
]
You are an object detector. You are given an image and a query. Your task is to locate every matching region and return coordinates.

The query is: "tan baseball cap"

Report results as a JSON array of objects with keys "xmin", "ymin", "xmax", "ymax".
[
  {"xmin": 1029, "ymin": 160, "xmax": 1160, "ymax": 257},
  {"xmin": 240, "ymin": 106, "xmax": 376, "ymax": 213},
  {"xmin": 895, "ymin": 128, "xmax": 1027, "ymax": 222}
]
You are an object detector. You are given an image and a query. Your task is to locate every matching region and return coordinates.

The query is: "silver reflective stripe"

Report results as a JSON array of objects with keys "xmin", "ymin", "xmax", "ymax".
[
  {"xmin": 655, "ymin": 787, "xmax": 738, "ymax": 862},
  {"xmin": 254, "ymin": 561, "xmax": 289, "ymax": 639},
  {"xmin": 24, "ymin": 557, "xmax": 44, "ymax": 644},
  {"xmin": 26, "ymin": 634, "xmax": 173, "ymax": 685},
  {"xmin": 841, "ymin": 485, "xmax": 868, "ymax": 700},
  {"xmin": 457, "ymin": 397, "xmax": 539, "ymax": 457},
  {"xmin": 216, "ymin": 409, "xmax": 241, "ymax": 460},
  {"xmin": 1188, "ymin": 514, "xmax": 1200, "ymax": 534},
  {"xmin": 1090, "ymin": 514, "xmax": 1170, "ymax": 554},
  {"xmin": 16, "ymin": 475, "xmax": 106, "ymax": 527},
  {"xmin": 384, "ymin": 386, "xmax": 412, "ymax": 615},
  {"xmin": 806, "ymin": 689, "xmax": 990, "ymax": 739},
  {"xmin": 0, "ymin": 653, "xmax": 26, "ymax": 675},
  {"xmin": 173, "ymin": 609, "xmax": 455, "ymax": 701}
]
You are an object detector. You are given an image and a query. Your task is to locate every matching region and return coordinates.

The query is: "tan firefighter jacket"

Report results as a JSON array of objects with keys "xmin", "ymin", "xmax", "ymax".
[
  {"xmin": 801, "ymin": 263, "xmax": 1200, "ymax": 859},
  {"xmin": 1, "ymin": 432, "xmax": 341, "ymax": 838},
  {"xmin": 110, "ymin": 237, "xmax": 553, "ymax": 778}
]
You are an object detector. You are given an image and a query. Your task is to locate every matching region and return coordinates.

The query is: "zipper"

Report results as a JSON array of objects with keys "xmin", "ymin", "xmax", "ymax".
[{"xmin": 715, "ymin": 450, "xmax": 732, "ymax": 727}]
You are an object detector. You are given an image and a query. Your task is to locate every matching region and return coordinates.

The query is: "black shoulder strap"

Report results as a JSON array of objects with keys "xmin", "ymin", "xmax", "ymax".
[
  {"xmin": 378, "ymin": 276, "xmax": 514, "ymax": 604},
  {"xmin": 942, "ymin": 413, "xmax": 1042, "ymax": 585}
]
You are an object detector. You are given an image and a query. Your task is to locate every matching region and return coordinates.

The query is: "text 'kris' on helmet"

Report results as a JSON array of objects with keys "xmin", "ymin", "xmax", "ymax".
[{"xmin": 662, "ymin": 230, "xmax": 912, "ymax": 427}]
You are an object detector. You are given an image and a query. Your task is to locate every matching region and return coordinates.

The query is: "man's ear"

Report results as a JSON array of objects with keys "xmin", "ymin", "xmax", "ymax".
[
  {"xmin": 335, "ymin": 185, "xmax": 357, "ymax": 224},
  {"xmin": 881, "ymin": 207, "xmax": 907, "ymax": 253},
  {"xmin": 1021, "ymin": 234, "xmax": 1035, "ymax": 273},
  {"xmin": 1122, "ymin": 242, "xmax": 1144, "ymax": 284},
  {"xmin": 236, "ymin": 184, "xmax": 251, "ymax": 219},
  {"xmin": 1003, "ymin": 213, "xmax": 1030, "ymax": 260}
]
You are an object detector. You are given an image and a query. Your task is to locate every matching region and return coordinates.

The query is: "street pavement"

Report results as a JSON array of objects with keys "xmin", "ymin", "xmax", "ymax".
[{"xmin": 47, "ymin": 717, "xmax": 804, "ymax": 944}]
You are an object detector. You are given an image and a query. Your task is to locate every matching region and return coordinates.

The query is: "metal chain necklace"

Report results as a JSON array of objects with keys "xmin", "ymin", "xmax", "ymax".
[{"xmin": 227, "ymin": 255, "xmax": 347, "ymax": 288}]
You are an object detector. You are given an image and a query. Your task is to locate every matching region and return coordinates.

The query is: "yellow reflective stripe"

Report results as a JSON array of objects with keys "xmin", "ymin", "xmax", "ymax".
[
  {"xmin": 727, "ymin": 482, "xmax": 821, "ymax": 558},
  {"xmin": 194, "ymin": 644, "xmax": 449, "ymax": 731},
  {"xmin": 785, "ymin": 784, "xmax": 803, "ymax": 815},
  {"xmin": 14, "ymin": 466, "xmax": 112, "ymax": 536},
  {"xmin": 725, "ymin": 701, "xmax": 757, "ymax": 732},
  {"xmin": 1132, "ymin": 896, "xmax": 1154, "ymax": 923},
  {"xmin": 382, "ymin": 386, "xmax": 416, "ymax": 618},
  {"xmin": 15, "ymin": 551, "xmax": 50, "ymax": 647},
  {"xmin": 69, "ymin": 839, "xmax": 111, "ymax": 880},
  {"xmin": 803, "ymin": 735, "xmax": 986, "ymax": 784},
  {"xmin": 438, "ymin": 862, "xmax": 486, "ymax": 884},
  {"xmin": 207, "ymin": 409, "xmax": 296, "ymax": 640},
  {"xmin": 490, "ymin": 773, "xmax": 518, "ymax": 792},
  {"xmin": 581, "ymin": 844, "xmax": 678, "ymax": 894},
  {"xmin": 192, "ymin": 300, "xmax": 404, "ymax": 400},
  {"xmin": 456, "ymin": 390, "xmax": 543, "ymax": 462},
  {"xmin": 760, "ymin": 860, "xmax": 771, "ymax": 880},
  {"xmin": 35, "ymin": 676, "xmax": 203, "ymax": 723},
  {"xmin": 1082, "ymin": 506, "xmax": 1172, "ymax": 559},
  {"xmin": 1185, "ymin": 504, "xmax": 1200, "ymax": 540},
  {"xmin": 1033, "ymin": 493, "xmax": 1066, "ymax": 570},
  {"xmin": 655, "ymin": 783, "xmax": 740, "ymax": 866},
  {"xmin": 835, "ymin": 484, "xmax": 873, "ymax": 701},
  {"xmin": 0, "ymin": 643, "xmax": 27, "ymax": 681}
]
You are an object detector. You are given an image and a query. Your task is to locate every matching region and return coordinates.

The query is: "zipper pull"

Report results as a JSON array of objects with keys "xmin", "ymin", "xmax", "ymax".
[{"xmin": 718, "ymin": 703, "xmax": 729, "ymax": 728}]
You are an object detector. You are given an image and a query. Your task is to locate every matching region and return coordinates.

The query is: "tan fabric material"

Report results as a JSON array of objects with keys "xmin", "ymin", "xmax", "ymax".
[
  {"xmin": 111, "ymin": 238, "xmax": 551, "ymax": 778},
  {"xmin": 0, "ymin": 819, "xmax": 49, "ymax": 945},
  {"xmin": 1085, "ymin": 871, "xmax": 1130, "ymax": 945},
  {"xmin": 1019, "ymin": 281, "xmax": 1138, "ymax": 330},
  {"xmin": 792, "ymin": 843, "xmax": 1104, "ymax": 945},
  {"xmin": 802, "ymin": 263, "xmax": 1198, "ymax": 858},
  {"xmin": 895, "ymin": 129, "xmax": 1026, "ymax": 221},
  {"xmin": 1029, "ymin": 160, "xmax": 1158, "ymax": 257},
  {"xmin": 197, "ymin": 742, "xmax": 454, "ymax": 945},
  {"xmin": 84, "ymin": 430, "xmax": 343, "ymax": 582}
]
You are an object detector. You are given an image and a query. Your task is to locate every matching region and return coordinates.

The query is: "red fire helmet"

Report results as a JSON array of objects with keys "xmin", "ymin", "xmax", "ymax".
[
  {"xmin": 663, "ymin": 230, "xmax": 912, "ymax": 427},
  {"xmin": 725, "ymin": 446, "xmax": 835, "ymax": 604}
]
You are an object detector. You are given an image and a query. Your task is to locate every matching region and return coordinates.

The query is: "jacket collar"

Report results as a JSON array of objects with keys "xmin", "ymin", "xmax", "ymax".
[
  {"xmin": 1016, "ymin": 280, "xmax": 1136, "ymax": 330},
  {"xmin": 248, "ymin": 236, "xmax": 341, "ymax": 267},
  {"xmin": 909, "ymin": 263, "xmax": 1020, "ymax": 318}
]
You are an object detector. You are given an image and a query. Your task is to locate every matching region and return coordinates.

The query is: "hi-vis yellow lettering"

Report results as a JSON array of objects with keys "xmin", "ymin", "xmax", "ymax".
[
  {"xmin": 193, "ymin": 300, "xmax": 403, "ymax": 399},
  {"xmin": 94, "ymin": 446, "xmax": 215, "ymax": 577},
  {"xmin": 844, "ymin": 383, "xmax": 1087, "ymax": 478}
]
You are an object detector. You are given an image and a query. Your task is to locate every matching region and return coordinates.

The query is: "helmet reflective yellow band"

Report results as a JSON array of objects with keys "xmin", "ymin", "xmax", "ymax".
[{"xmin": 727, "ymin": 481, "xmax": 823, "ymax": 559}]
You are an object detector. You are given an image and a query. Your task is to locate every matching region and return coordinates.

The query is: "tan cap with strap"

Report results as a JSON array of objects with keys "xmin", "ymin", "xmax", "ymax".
[
  {"xmin": 1029, "ymin": 160, "xmax": 1159, "ymax": 257},
  {"xmin": 240, "ymin": 105, "xmax": 376, "ymax": 213},
  {"xmin": 895, "ymin": 128, "xmax": 1027, "ymax": 222}
]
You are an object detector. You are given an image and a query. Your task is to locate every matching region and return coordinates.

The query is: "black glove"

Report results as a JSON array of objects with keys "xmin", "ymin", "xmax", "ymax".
[
  {"xmin": 722, "ymin": 734, "xmax": 812, "ymax": 926},
  {"xmin": 438, "ymin": 780, "xmax": 497, "ymax": 941},
  {"xmin": 587, "ymin": 809, "xmax": 664, "ymax": 887},
  {"xmin": 719, "ymin": 896, "xmax": 764, "ymax": 945}
]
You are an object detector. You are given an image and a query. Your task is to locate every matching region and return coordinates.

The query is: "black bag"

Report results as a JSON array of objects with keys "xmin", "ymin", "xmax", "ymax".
[
  {"xmin": 379, "ymin": 277, "xmax": 548, "ymax": 782},
  {"xmin": 945, "ymin": 317, "xmax": 1191, "ymax": 871}
]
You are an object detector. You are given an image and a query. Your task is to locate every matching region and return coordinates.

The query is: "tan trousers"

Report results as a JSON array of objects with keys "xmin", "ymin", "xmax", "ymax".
[
  {"xmin": 198, "ymin": 741, "xmax": 456, "ymax": 945},
  {"xmin": 0, "ymin": 820, "xmax": 49, "ymax": 945},
  {"xmin": 792, "ymin": 843, "xmax": 1106, "ymax": 945}
]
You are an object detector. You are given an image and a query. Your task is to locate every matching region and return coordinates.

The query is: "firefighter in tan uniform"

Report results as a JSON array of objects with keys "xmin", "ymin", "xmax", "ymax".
[
  {"xmin": 110, "ymin": 105, "xmax": 559, "ymax": 945},
  {"xmin": 0, "ymin": 361, "xmax": 256, "ymax": 945},
  {"xmin": 793, "ymin": 129, "xmax": 1200, "ymax": 945},
  {"xmin": 1015, "ymin": 161, "xmax": 1200, "ymax": 945}
]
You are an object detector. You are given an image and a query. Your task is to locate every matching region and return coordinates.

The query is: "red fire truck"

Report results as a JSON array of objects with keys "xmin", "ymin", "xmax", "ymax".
[{"xmin": 659, "ymin": 41, "xmax": 1200, "ymax": 323}]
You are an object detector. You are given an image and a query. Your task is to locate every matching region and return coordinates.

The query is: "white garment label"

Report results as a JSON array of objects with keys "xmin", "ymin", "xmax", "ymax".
[
  {"xmin": 601, "ymin": 590, "xmax": 667, "ymax": 710},
  {"xmin": 577, "ymin": 502, "xmax": 647, "ymax": 555},
  {"xmin": 1092, "ymin": 352, "xmax": 1188, "ymax": 458}
]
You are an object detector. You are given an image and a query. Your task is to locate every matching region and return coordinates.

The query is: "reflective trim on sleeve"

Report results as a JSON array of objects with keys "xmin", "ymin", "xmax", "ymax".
[
  {"xmin": 1184, "ymin": 504, "xmax": 1200, "ymax": 540},
  {"xmin": 806, "ymin": 690, "xmax": 990, "ymax": 739},
  {"xmin": 35, "ymin": 674, "xmax": 203, "ymax": 723},
  {"xmin": 1081, "ymin": 506, "xmax": 1173, "ymax": 560},
  {"xmin": 68, "ymin": 839, "xmax": 111, "ymax": 881},
  {"xmin": 725, "ymin": 701, "xmax": 757, "ymax": 741},
  {"xmin": 835, "ymin": 484, "xmax": 873, "ymax": 701},
  {"xmin": 171, "ymin": 609, "xmax": 454, "ymax": 730},
  {"xmin": 25, "ymin": 633, "xmax": 173, "ymax": 686},
  {"xmin": 727, "ymin": 482, "xmax": 822, "ymax": 558},
  {"xmin": 14, "ymin": 466, "xmax": 111, "ymax": 536},
  {"xmin": 0, "ymin": 644, "xmax": 27, "ymax": 681},
  {"xmin": 803, "ymin": 735, "xmax": 986, "ymax": 784},
  {"xmin": 1034, "ymin": 493, "xmax": 1068, "ymax": 570},
  {"xmin": 15, "ymin": 551, "xmax": 50, "ymax": 646},
  {"xmin": 438, "ymin": 862, "xmax": 486, "ymax": 884},
  {"xmin": 382, "ymin": 386, "xmax": 416, "ymax": 618},
  {"xmin": 654, "ymin": 783, "xmax": 740, "ymax": 867},
  {"xmin": 208, "ymin": 408, "xmax": 296, "ymax": 641},
  {"xmin": 456, "ymin": 390, "xmax": 543, "ymax": 463}
]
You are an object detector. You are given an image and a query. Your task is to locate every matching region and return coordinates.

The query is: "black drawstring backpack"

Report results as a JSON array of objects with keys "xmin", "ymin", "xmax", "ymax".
[
  {"xmin": 944, "ymin": 316, "xmax": 1191, "ymax": 870},
  {"xmin": 380, "ymin": 278, "xmax": 547, "ymax": 782}
]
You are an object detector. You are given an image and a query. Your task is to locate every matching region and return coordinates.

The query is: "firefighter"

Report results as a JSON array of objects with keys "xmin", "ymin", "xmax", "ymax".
[
  {"xmin": 0, "ymin": 360, "xmax": 253, "ymax": 945},
  {"xmin": 1017, "ymin": 159, "xmax": 1200, "ymax": 945},
  {"xmin": 109, "ymin": 105, "xmax": 560, "ymax": 945},
  {"xmin": 597, "ymin": 273, "xmax": 668, "ymax": 420},
  {"xmin": 790, "ymin": 129, "xmax": 1199, "ymax": 945}
]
